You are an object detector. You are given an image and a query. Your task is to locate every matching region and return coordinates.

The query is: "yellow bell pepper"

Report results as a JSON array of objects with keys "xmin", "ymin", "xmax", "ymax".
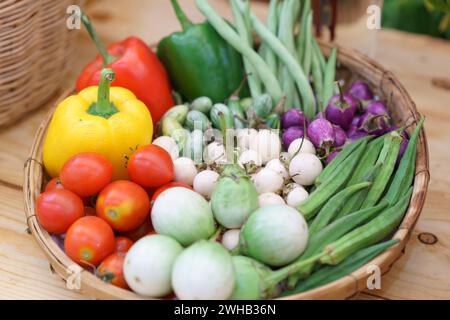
[{"xmin": 43, "ymin": 69, "xmax": 153, "ymax": 180}]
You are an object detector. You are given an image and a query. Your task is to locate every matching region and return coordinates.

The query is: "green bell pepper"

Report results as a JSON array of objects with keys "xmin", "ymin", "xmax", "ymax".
[{"xmin": 157, "ymin": 0, "xmax": 249, "ymax": 103}]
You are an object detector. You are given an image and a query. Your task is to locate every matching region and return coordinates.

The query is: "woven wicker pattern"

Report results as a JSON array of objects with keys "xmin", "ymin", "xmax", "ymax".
[{"xmin": 0, "ymin": 0, "xmax": 81, "ymax": 127}]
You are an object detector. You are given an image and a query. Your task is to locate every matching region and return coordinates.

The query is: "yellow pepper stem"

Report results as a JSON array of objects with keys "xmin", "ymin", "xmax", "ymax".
[{"xmin": 87, "ymin": 68, "xmax": 118, "ymax": 118}]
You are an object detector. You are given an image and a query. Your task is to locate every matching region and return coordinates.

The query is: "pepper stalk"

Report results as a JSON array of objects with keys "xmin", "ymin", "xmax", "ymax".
[
  {"xmin": 81, "ymin": 12, "xmax": 115, "ymax": 66},
  {"xmin": 87, "ymin": 68, "xmax": 118, "ymax": 118}
]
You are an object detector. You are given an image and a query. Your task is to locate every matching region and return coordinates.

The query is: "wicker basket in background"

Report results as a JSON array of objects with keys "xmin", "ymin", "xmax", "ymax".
[{"xmin": 0, "ymin": 0, "xmax": 82, "ymax": 127}]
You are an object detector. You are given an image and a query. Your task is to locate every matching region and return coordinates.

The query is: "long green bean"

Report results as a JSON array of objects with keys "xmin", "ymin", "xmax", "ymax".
[
  {"xmin": 297, "ymin": 0, "xmax": 311, "ymax": 64},
  {"xmin": 282, "ymin": 239, "xmax": 399, "ymax": 295},
  {"xmin": 302, "ymin": 12, "xmax": 313, "ymax": 77},
  {"xmin": 312, "ymin": 37, "xmax": 326, "ymax": 73},
  {"xmin": 322, "ymin": 47, "xmax": 337, "ymax": 105},
  {"xmin": 261, "ymin": 0, "xmax": 280, "ymax": 76},
  {"xmin": 234, "ymin": 0, "xmax": 316, "ymax": 119},
  {"xmin": 311, "ymin": 45, "xmax": 324, "ymax": 108},
  {"xmin": 195, "ymin": 0, "xmax": 283, "ymax": 102},
  {"xmin": 320, "ymin": 188, "xmax": 412, "ymax": 265},
  {"xmin": 230, "ymin": 0, "xmax": 261, "ymax": 98},
  {"xmin": 287, "ymin": 202, "xmax": 389, "ymax": 287}
]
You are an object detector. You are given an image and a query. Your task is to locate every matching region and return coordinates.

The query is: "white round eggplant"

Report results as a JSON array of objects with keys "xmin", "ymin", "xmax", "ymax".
[
  {"xmin": 151, "ymin": 187, "xmax": 216, "ymax": 246},
  {"xmin": 258, "ymin": 193, "xmax": 286, "ymax": 207},
  {"xmin": 152, "ymin": 136, "xmax": 180, "ymax": 160},
  {"xmin": 221, "ymin": 229, "xmax": 241, "ymax": 251},
  {"xmin": 289, "ymin": 153, "xmax": 323, "ymax": 186},
  {"xmin": 172, "ymin": 240, "xmax": 235, "ymax": 300},
  {"xmin": 193, "ymin": 170, "xmax": 220, "ymax": 198},
  {"xmin": 173, "ymin": 157, "xmax": 198, "ymax": 186},
  {"xmin": 123, "ymin": 235, "xmax": 182, "ymax": 297},
  {"xmin": 287, "ymin": 138, "xmax": 316, "ymax": 157},
  {"xmin": 240, "ymin": 205, "xmax": 309, "ymax": 267},
  {"xmin": 251, "ymin": 168, "xmax": 284, "ymax": 194}
]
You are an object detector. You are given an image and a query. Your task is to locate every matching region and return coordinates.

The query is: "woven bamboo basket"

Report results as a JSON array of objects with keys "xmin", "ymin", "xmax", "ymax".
[
  {"xmin": 0, "ymin": 0, "xmax": 82, "ymax": 127},
  {"xmin": 23, "ymin": 42, "xmax": 429, "ymax": 300}
]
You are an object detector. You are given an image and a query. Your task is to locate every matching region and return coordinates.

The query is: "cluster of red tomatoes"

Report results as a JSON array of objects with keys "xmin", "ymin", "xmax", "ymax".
[{"xmin": 36, "ymin": 145, "xmax": 192, "ymax": 290}]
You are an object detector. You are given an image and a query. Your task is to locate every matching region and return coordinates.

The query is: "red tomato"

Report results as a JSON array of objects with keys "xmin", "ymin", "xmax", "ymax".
[
  {"xmin": 151, "ymin": 181, "xmax": 193, "ymax": 204},
  {"xmin": 120, "ymin": 219, "xmax": 154, "ymax": 242},
  {"xmin": 60, "ymin": 153, "xmax": 113, "ymax": 198},
  {"xmin": 96, "ymin": 253, "xmax": 129, "ymax": 289},
  {"xmin": 127, "ymin": 145, "xmax": 174, "ymax": 188},
  {"xmin": 114, "ymin": 236, "xmax": 134, "ymax": 255},
  {"xmin": 44, "ymin": 177, "xmax": 64, "ymax": 192},
  {"xmin": 96, "ymin": 180, "xmax": 150, "ymax": 232},
  {"xmin": 64, "ymin": 216, "xmax": 115, "ymax": 267},
  {"xmin": 36, "ymin": 189, "xmax": 84, "ymax": 234}
]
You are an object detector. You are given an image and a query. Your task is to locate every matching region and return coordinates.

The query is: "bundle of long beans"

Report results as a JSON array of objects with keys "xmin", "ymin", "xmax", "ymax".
[{"xmin": 196, "ymin": 0, "xmax": 338, "ymax": 120}]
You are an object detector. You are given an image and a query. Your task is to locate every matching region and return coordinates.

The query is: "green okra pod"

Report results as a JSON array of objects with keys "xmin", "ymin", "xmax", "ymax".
[
  {"xmin": 382, "ymin": 117, "xmax": 425, "ymax": 205},
  {"xmin": 287, "ymin": 201, "xmax": 389, "ymax": 287},
  {"xmin": 320, "ymin": 188, "xmax": 412, "ymax": 265},
  {"xmin": 282, "ymin": 239, "xmax": 399, "ymax": 295},
  {"xmin": 322, "ymin": 47, "xmax": 337, "ymax": 105},
  {"xmin": 361, "ymin": 132, "xmax": 403, "ymax": 209},
  {"xmin": 308, "ymin": 182, "xmax": 372, "ymax": 237},
  {"xmin": 298, "ymin": 142, "xmax": 367, "ymax": 220}
]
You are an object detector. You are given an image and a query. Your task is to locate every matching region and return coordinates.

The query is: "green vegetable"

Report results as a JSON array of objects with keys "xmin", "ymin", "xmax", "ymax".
[
  {"xmin": 210, "ymin": 166, "xmax": 259, "ymax": 229},
  {"xmin": 282, "ymin": 239, "xmax": 399, "ymax": 295},
  {"xmin": 302, "ymin": 12, "xmax": 313, "ymax": 77},
  {"xmin": 346, "ymin": 136, "xmax": 384, "ymax": 187},
  {"xmin": 157, "ymin": 0, "xmax": 248, "ymax": 103},
  {"xmin": 315, "ymin": 136, "xmax": 371, "ymax": 187},
  {"xmin": 361, "ymin": 132, "xmax": 402, "ymax": 208},
  {"xmin": 265, "ymin": 113, "xmax": 281, "ymax": 129},
  {"xmin": 161, "ymin": 104, "xmax": 190, "ymax": 151},
  {"xmin": 151, "ymin": 187, "xmax": 217, "ymax": 246},
  {"xmin": 185, "ymin": 110, "xmax": 211, "ymax": 131},
  {"xmin": 335, "ymin": 164, "xmax": 382, "ymax": 219},
  {"xmin": 251, "ymin": 94, "xmax": 273, "ymax": 118},
  {"xmin": 311, "ymin": 47, "xmax": 324, "ymax": 109},
  {"xmin": 287, "ymin": 202, "xmax": 388, "ymax": 287},
  {"xmin": 210, "ymin": 103, "xmax": 235, "ymax": 131},
  {"xmin": 320, "ymin": 188, "xmax": 412, "ymax": 265},
  {"xmin": 238, "ymin": 205, "xmax": 309, "ymax": 267},
  {"xmin": 228, "ymin": 96, "xmax": 246, "ymax": 129},
  {"xmin": 298, "ymin": 141, "xmax": 367, "ymax": 220},
  {"xmin": 382, "ymin": 117, "xmax": 425, "ymax": 204},
  {"xmin": 190, "ymin": 96, "xmax": 213, "ymax": 114},
  {"xmin": 322, "ymin": 47, "xmax": 337, "ymax": 105},
  {"xmin": 233, "ymin": 0, "xmax": 316, "ymax": 119},
  {"xmin": 261, "ymin": 0, "xmax": 280, "ymax": 76},
  {"xmin": 308, "ymin": 182, "xmax": 372, "ymax": 236},
  {"xmin": 172, "ymin": 240, "xmax": 235, "ymax": 300},
  {"xmin": 230, "ymin": 0, "xmax": 262, "ymax": 98},
  {"xmin": 195, "ymin": 0, "xmax": 283, "ymax": 103}
]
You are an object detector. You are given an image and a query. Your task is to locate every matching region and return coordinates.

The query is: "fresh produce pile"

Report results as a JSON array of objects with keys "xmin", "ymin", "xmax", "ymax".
[{"xmin": 35, "ymin": 0, "xmax": 424, "ymax": 300}]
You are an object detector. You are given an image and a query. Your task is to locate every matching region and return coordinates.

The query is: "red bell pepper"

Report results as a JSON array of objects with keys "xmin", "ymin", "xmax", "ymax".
[{"xmin": 76, "ymin": 13, "xmax": 174, "ymax": 124}]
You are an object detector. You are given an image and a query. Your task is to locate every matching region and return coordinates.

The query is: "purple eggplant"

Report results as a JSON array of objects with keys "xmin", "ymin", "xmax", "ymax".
[
  {"xmin": 326, "ymin": 150, "xmax": 340, "ymax": 164},
  {"xmin": 352, "ymin": 114, "xmax": 362, "ymax": 127},
  {"xmin": 282, "ymin": 126, "xmax": 304, "ymax": 149},
  {"xmin": 347, "ymin": 125, "xmax": 369, "ymax": 142},
  {"xmin": 315, "ymin": 111, "xmax": 326, "ymax": 120},
  {"xmin": 333, "ymin": 125, "xmax": 347, "ymax": 147},
  {"xmin": 307, "ymin": 118, "xmax": 336, "ymax": 151},
  {"xmin": 349, "ymin": 80, "xmax": 374, "ymax": 101},
  {"xmin": 325, "ymin": 93, "xmax": 358, "ymax": 130},
  {"xmin": 281, "ymin": 109, "xmax": 307, "ymax": 129},
  {"xmin": 358, "ymin": 101, "xmax": 391, "ymax": 135}
]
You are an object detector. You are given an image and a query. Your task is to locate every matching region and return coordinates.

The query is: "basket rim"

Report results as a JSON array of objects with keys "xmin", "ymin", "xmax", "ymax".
[{"xmin": 22, "ymin": 42, "xmax": 430, "ymax": 300}]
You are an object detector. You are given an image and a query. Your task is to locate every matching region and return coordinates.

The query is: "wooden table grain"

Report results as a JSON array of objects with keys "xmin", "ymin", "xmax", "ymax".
[{"xmin": 0, "ymin": 0, "xmax": 449, "ymax": 300}]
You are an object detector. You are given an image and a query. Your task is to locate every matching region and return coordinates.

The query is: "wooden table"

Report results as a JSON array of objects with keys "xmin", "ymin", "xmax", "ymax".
[{"xmin": 1, "ymin": 0, "xmax": 449, "ymax": 300}]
